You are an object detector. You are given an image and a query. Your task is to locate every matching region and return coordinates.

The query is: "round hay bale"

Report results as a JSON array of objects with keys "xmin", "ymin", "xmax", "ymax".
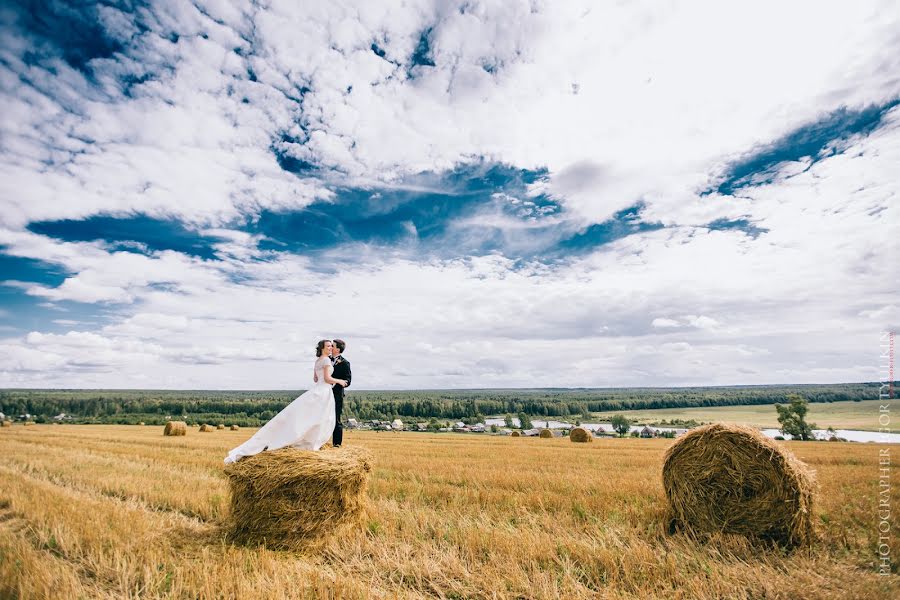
[
  {"xmin": 662, "ymin": 423, "xmax": 816, "ymax": 546},
  {"xmin": 217, "ymin": 424, "xmax": 225, "ymax": 430},
  {"xmin": 539, "ymin": 428, "xmax": 553, "ymax": 438},
  {"xmin": 510, "ymin": 430, "xmax": 521, "ymax": 437},
  {"xmin": 23, "ymin": 422, "xmax": 35, "ymax": 427},
  {"xmin": 1, "ymin": 421, "xmax": 12, "ymax": 428},
  {"xmin": 199, "ymin": 424, "xmax": 215, "ymax": 432},
  {"xmin": 230, "ymin": 424, "xmax": 240, "ymax": 431},
  {"xmin": 138, "ymin": 422, "xmax": 145, "ymax": 426},
  {"xmin": 224, "ymin": 446, "xmax": 373, "ymax": 550},
  {"xmin": 164, "ymin": 421, "xmax": 187, "ymax": 436},
  {"xmin": 570, "ymin": 426, "xmax": 593, "ymax": 443}
]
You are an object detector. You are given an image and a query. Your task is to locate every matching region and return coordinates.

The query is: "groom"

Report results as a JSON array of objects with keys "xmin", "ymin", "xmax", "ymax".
[{"xmin": 330, "ymin": 339, "xmax": 351, "ymax": 447}]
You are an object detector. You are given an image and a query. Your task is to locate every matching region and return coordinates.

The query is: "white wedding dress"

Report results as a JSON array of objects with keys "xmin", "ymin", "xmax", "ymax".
[{"xmin": 224, "ymin": 356, "xmax": 337, "ymax": 464}]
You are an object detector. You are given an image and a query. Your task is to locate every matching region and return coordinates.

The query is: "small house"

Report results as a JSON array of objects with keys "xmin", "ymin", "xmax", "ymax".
[
  {"xmin": 640, "ymin": 426, "xmax": 655, "ymax": 438},
  {"xmin": 391, "ymin": 419, "xmax": 404, "ymax": 431}
]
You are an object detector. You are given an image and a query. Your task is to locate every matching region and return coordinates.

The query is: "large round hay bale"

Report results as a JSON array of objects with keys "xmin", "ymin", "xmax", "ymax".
[
  {"xmin": 199, "ymin": 424, "xmax": 215, "ymax": 432},
  {"xmin": 570, "ymin": 427, "xmax": 593, "ymax": 443},
  {"xmin": 164, "ymin": 421, "xmax": 187, "ymax": 436},
  {"xmin": 539, "ymin": 428, "xmax": 553, "ymax": 438},
  {"xmin": 662, "ymin": 423, "xmax": 816, "ymax": 546},
  {"xmin": 1, "ymin": 421, "xmax": 12, "ymax": 428},
  {"xmin": 510, "ymin": 430, "xmax": 521, "ymax": 437},
  {"xmin": 217, "ymin": 424, "xmax": 225, "ymax": 430},
  {"xmin": 224, "ymin": 446, "xmax": 373, "ymax": 550},
  {"xmin": 230, "ymin": 424, "xmax": 240, "ymax": 431}
]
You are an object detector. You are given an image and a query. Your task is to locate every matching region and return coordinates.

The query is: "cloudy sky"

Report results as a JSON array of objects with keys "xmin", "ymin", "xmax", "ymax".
[{"xmin": 0, "ymin": 0, "xmax": 898, "ymax": 390}]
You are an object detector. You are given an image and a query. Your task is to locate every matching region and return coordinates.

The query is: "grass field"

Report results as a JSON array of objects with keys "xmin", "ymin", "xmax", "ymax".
[
  {"xmin": 0, "ymin": 425, "xmax": 897, "ymax": 599},
  {"xmin": 591, "ymin": 399, "xmax": 886, "ymax": 430}
]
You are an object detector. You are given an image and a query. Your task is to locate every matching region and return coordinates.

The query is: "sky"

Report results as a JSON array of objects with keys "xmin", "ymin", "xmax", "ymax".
[{"xmin": 0, "ymin": 0, "xmax": 898, "ymax": 390}]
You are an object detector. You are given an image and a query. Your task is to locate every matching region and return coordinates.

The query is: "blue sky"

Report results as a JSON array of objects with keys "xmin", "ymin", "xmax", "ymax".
[{"xmin": 0, "ymin": 0, "xmax": 898, "ymax": 389}]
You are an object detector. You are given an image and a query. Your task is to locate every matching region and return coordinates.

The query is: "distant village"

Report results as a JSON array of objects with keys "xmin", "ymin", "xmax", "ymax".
[{"xmin": 342, "ymin": 417, "xmax": 686, "ymax": 438}]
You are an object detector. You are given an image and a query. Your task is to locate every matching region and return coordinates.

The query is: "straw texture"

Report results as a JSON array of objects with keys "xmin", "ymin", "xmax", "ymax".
[
  {"xmin": 224, "ymin": 446, "xmax": 373, "ymax": 550},
  {"xmin": 662, "ymin": 423, "xmax": 816, "ymax": 546},
  {"xmin": 163, "ymin": 421, "xmax": 187, "ymax": 436},
  {"xmin": 569, "ymin": 427, "xmax": 593, "ymax": 443}
]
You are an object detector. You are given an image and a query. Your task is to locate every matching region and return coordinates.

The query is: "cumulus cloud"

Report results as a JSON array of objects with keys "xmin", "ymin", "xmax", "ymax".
[{"xmin": 0, "ymin": 0, "xmax": 897, "ymax": 388}]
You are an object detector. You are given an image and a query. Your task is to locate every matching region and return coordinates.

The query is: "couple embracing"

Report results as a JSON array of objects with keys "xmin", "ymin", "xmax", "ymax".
[{"xmin": 224, "ymin": 339, "xmax": 352, "ymax": 464}]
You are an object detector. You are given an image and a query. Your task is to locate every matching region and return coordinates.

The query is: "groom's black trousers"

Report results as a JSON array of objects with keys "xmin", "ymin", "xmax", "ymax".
[
  {"xmin": 332, "ymin": 388, "xmax": 344, "ymax": 446},
  {"xmin": 331, "ymin": 356, "xmax": 350, "ymax": 446}
]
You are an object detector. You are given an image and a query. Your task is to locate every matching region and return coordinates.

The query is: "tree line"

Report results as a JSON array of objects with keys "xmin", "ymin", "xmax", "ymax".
[{"xmin": 0, "ymin": 382, "xmax": 887, "ymax": 425}]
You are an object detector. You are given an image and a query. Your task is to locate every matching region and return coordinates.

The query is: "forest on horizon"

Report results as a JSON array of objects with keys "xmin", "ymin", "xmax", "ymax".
[{"xmin": 0, "ymin": 382, "xmax": 891, "ymax": 426}]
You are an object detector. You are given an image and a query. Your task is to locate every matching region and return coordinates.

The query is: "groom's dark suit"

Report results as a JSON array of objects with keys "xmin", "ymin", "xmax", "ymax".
[{"xmin": 331, "ymin": 355, "xmax": 351, "ymax": 446}]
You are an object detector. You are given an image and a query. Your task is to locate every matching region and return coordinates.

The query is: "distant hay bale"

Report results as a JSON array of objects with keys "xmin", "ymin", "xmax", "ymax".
[
  {"xmin": 23, "ymin": 422, "xmax": 34, "ymax": 427},
  {"xmin": 164, "ymin": 421, "xmax": 187, "ymax": 436},
  {"xmin": 570, "ymin": 427, "xmax": 593, "ymax": 443},
  {"xmin": 1, "ymin": 421, "xmax": 12, "ymax": 428},
  {"xmin": 539, "ymin": 428, "xmax": 553, "ymax": 439},
  {"xmin": 662, "ymin": 423, "xmax": 816, "ymax": 547},
  {"xmin": 230, "ymin": 424, "xmax": 240, "ymax": 431},
  {"xmin": 139, "ymin": 422, "xmax": 145, "ymax": 426},
  {"xmin": 510, "ymin": 431, "xmax": 521, "ymax": 437},
  {"xmin": 224, "ymin": 446, "xmax": 373, "ymax": 550},
  {"xmin": 199, "ymin": 424, "xmax": 215, "ymax": 432},
  {"xmin": 217, "ymin": 424, "xmax": 225, "ymax": 430}
]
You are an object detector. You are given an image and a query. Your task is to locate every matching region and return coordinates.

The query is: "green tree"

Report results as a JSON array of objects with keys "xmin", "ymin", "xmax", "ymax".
[
  {"xmin": 775, "ymin": 394, "xmax": 816, "ymax": 441},
  {"xmin": 504, "ymin": 414, "xmax": 515, "ymax": 428},
  {"xmin": 611, "ymin": 414, "xmax": 631, "ymax": 436},
  {"xmin": 517, "ymin": 412, "xmax": 532, "ymax": 430}
]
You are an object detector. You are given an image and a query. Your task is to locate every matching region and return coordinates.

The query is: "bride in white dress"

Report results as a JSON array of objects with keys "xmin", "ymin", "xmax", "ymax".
[{"xmin": 224, "ymin": 340, "xmax": 348, "ymax": 464}]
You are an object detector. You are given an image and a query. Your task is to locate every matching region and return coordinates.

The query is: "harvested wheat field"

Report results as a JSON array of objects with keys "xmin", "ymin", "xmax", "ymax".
[{"xmin": 0, "ymin": 425, "xmax": 896, "ymax": 599}]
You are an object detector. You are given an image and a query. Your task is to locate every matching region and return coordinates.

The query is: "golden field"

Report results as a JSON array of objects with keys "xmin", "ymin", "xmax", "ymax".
[{"xmin": 0, "ymin": 424, "xmax": 897, "ymax": 599}]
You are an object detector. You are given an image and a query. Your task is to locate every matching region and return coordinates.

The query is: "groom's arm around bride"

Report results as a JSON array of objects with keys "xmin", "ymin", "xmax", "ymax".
[{"xmin": 331, "ymin": 339, "xmax": 351, "ymax": 447}]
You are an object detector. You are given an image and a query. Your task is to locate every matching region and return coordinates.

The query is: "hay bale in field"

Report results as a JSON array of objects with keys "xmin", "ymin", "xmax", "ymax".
[
  {"xmin": 570, "ymin": 426, "xmax": 593, "ymax": 443},
  {"xmin": 23, "ymin": 421, "xmax": 34, "ymax": 427},
  {"xmin": 164, "ymin": 421, "xmax": 187, "ymax": 436},
  {"xmin": 510, "ymin": 430, "xmax": 521, "ymax": 437},
  {"xmin": 539, "ymin": 428, "xmax": 553, "ymax": 438},
  {"xmin": 199, "ymin": 424, "xmax": 215, "ymax": 432},
  {"xmin": 662, "ymin": 423, "xmax": 816, "ymax": 547},
  {"xmin": 224, "ymin": 446, "xmax": 373, "ymax": 550},
  {"xmin": 139, "ymin": 422, "xmax": 145, "ymax": 426},
  {"xmin": 230, "ymin": 424, "xmax": 240, "ymax": 431},
  {"xmin": 217, "ymin": 424, "xmax": 225, "ymax": 430},
  {"xmin": 1, "ymin": 421, "xmax": 12, "ymax": 428}
]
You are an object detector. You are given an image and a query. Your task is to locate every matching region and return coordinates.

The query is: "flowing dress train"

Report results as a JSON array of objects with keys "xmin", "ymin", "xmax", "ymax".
[{"xmin": 224, "ymin": 356, "xmax": 336, "ymax": 464}]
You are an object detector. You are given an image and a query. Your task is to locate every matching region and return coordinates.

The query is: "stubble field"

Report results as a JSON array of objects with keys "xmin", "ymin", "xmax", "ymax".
[{"xmin": 0, "ymin": 425, "xmax": 897, "ymax": 599}]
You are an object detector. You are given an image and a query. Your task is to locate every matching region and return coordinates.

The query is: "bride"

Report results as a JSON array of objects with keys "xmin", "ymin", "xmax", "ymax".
[{"xmin": 224, "ymin": 340, "xmax": 348, "ymax": 464}]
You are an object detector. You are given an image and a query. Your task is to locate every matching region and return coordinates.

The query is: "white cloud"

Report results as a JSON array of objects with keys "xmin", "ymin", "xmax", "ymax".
[
  {"xmin": 652, "ymin": 318, "xmax": 680, "ymax": 328},
  {"xmin": 0, "ymin": 0, "xmax": 898, "ymax": 388}
]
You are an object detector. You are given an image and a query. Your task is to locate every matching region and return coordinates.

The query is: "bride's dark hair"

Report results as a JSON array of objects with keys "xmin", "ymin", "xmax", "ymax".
[{"xmin": 315, "ymin": 339, "xmax": 331, "ymax": 357}]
